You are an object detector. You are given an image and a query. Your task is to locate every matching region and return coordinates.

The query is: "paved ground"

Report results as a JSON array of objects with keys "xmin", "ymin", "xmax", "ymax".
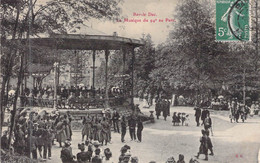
[{"xmin": 46, "ymin": 99, "xmax": 260, "ymax": 163}]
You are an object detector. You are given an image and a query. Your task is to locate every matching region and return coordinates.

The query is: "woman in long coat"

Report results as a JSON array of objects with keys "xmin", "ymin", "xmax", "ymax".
[
  {"xmin": 195, "ymin": 130, "xmax": 209, "ymax": 160},
  {"xmin": 56, "ymin": 118, "xmax": 67, "ymax": 147}
]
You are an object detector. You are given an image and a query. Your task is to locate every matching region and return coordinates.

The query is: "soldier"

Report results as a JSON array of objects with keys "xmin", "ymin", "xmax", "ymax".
[
  {"xmin": 60, "ymin": 140, "xmax": 75, "ymax": 163},
  {"xmin": 43, "ymin": 126, "xmax": 53, "ymax": 160},
  {"xmin": 96, "ymin": 119, "xmax": 103, "ymax": 143},
  {"xmin": 121, "ymin": 116, "xmax": 127, "ymax": 143},
  {"xmin": 64, "ymin": 114, "xmax": 72, "ymax": 140},
  {"xmin": 137, "ymin": 118, "xmax": 143, "ymax": 143},
  {"xmin": 128, "ymin": 115, "xmax": 136, "ymax": 141},
  {"xmin": 82, "ymin": 115, "xmax": 92, "ymax": 141},
  {"xmin": 56, "ymin": 117, "xmax": 67, "ymax": 147},
  {"xmin": 101, "ymin": 117, "xmax": 110, "ymax": 145},
  {"xmin": 34, "ymin": 123, "xmax": 45, "ymax": 159}
]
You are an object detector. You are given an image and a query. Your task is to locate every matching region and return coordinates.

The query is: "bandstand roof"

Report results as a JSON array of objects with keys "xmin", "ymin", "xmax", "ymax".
[{"xmin": 20, "ymin": 24, "xmax": 144, "ymax": 50}]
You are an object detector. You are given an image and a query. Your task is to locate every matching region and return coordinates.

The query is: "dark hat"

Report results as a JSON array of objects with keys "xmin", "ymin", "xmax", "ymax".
[
  {"xmin": 123, "ymin": 144, "xmax": 131, "ymax": 150},
  {"xmin": 78, "ymin": 143, "xmax": 85, "ymax": 150},
  {"xmin": 120, "ymin": 147, "xmax": 127, "ymax": 154},
  {"xmin": 178, "ymin": 154, "xmax": 184, "ymax": 161},
  {"xmin": 104, "ymin": 148, "xmax": 112, "ymax": 158},
  {"xmin": 95, "ymin": 148, "xmax": 101, "ymax": 155}
]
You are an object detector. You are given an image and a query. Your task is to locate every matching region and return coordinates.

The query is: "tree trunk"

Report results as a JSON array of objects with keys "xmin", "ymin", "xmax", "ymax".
[
  {"xmin": 8, "ymin": 52, "xmax": 24, "ymax": 149},
  {"xmin": 0, "ymin": 76, "xmax": 8, "ymax": 148}
]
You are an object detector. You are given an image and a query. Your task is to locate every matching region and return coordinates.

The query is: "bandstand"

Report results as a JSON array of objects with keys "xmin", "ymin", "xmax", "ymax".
[{"xmin": 18, "ymin": 27, "xmax": 144, "ymax": 118}]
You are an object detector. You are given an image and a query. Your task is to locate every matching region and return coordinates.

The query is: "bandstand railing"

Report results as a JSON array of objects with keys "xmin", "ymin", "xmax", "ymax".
[{"xmin": 19, "ymin": 95, "xmax": 127, "ymax": 109}]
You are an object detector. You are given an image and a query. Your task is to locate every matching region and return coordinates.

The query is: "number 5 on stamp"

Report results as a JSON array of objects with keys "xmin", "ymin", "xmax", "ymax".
[{"xmin": 216, "ymin": 0, "xmax": 250, "ymax": 41}]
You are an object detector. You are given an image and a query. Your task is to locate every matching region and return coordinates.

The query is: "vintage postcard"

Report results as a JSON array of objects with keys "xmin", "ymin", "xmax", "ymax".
[{"xmin": 0, "ymin": 0, "xmax": 260, "ymax": 163}]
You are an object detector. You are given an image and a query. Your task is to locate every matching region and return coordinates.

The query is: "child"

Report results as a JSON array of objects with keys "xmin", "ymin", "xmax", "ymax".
[
  {"xmin": 177, "ymin": 113, "xmax": 181, "ymax": 126},
  {"xmin": 181, "ymin": 113, "xmax": 186, "ymax": 126},
  {"xmin": 185, "ymin": 114, "xmax": 190, "ymax": 126},
  {"xmin": 172, "ymin": 112, "xmax": 177, "ymax": 126}
]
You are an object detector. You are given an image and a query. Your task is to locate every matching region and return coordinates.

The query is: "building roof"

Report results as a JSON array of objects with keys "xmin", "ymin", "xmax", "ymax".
[{"xmin": 15, "ymin": 24, "xmax": 144, "ymax": 50}]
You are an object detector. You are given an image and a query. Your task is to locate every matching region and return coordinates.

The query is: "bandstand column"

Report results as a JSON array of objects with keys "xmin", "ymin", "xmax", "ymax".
[
  {"xmin": 53, "ymin": 62, "xmax": 58, "ymax": 109},
  {"xmin": 92, "ymin": 50, "xmax": 96, "ymax": 97},
  {"xmin": 122, "ymin": 48, "xmax": 126, "ymax": 97},
  {"xmin": 105, "ymin": 50, "xmax": 109, "ymax": 107},
  {"xmin": 131, "ymin": 46, "xmax": 135, "ymax": 106}
]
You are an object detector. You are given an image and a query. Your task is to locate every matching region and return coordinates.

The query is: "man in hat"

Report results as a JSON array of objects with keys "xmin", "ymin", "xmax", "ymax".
[
  {"xmin": 201, "ymin": 108, "xmax": 207, "ymax": 126},
  {"xmin": 43, "ymin": 126, "xmax": 53, "ymax": 160},
  {"xmin": 177, "ymin": 154, "xmax": 185, "ymax": 163},
  {"xmin": 155, "ymin": 99, "xmax": 161, "ymax": 119},
  {"xmin": 137, "ymin": 118, "xmax": 143, "ymax": 143},
  {"xmin": 112, "ymin": 109, "xmax": 120, "ymax": 133},
  {"xmin": 76, "ymin": 143, "xmax": 92, "ymax": 163},
  {"xmin": 121, "ymin": 116, "xmax": 127, "ymax": 143},
  {"xmin": 194, "ymin": 106, "xmax": 201, "ymax": 126},
  {"xmin": 162, "ymin": 100, "xmax": 168, "ymax": 121},
  {"xmin": 60, "ymin": 139, "xmax": 75, "ymax": 163},
  {"xmin": 128, "ymin": 115, "xmax": 137, "ymax": 141},
  {"xmin": 91, "ymin": 148, "xmax": 102, "ymax": 163},
  {"xmin": 33, "ymin": 123, "xmax": 45, "ymax": 158}
]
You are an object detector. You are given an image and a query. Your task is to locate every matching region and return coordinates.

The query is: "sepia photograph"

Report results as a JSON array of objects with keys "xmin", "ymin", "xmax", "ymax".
[{"xmin": 0, "ymin": 0, "xmax": 260, "ymax": 162}]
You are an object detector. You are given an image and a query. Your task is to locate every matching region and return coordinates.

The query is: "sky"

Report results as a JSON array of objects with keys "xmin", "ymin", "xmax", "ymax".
[
  {"xmin": 36, "ymin": 0, "xmax": 179, "ymax": 45},
  {"xmin": 91, "ymin": 0, "xmax": 178, "ymax": 45}
]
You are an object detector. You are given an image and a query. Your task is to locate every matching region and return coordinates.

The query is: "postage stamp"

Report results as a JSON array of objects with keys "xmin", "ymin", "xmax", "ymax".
[{"xmin": 216, "ymin": 0, "xmax": 250, "ymax": 41}]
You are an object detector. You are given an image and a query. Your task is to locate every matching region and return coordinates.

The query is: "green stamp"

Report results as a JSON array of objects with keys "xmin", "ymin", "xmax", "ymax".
[{"xmin": 216, "ymin": 0, "xmax": 250, "ymax": 41}]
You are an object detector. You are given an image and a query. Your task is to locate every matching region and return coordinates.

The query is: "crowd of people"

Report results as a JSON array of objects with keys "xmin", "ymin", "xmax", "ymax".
[
  {"xmin": 155, "ymin": 99, "xmax": 171, "ymax": 120},
  {"xmin": 1, "ymin": 110, "xmax": 73, "ymax": 161},
  {"xmin": 14, "ymin": 85, "xmax": 127, "ymax": 109},
  {"xmin": 172, "ymin": 112, "xmax": 190, "ymax": 126},
  {"xmin": 81, "ymin": 109, "xmax": 144, "ymax": 145},
  {"xmin": 228, "ymin": 99, "xmax": 260, "ymax": 123},
  {"xmin": 60, "ymin": 140, "xmax": 199, "ymax": 163}
]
